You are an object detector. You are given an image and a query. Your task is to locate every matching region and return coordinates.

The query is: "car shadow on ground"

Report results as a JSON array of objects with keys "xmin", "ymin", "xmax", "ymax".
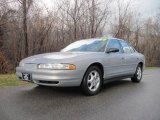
[
  {"xmin": 102, "ymin": 79, "xmax": 133, "ymax": 91},
  {"xmin": 15, "ymin": 78, "xmax": 144, "ymax": 112},
  {"xmin": 22, "ymin": 79, "xmax": 134, "ymax": 97}
]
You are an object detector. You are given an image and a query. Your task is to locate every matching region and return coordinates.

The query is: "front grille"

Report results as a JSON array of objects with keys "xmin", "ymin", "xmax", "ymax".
[{"xmin": 38, "ymin": 80, "xmax": 59, "ymax": 84}]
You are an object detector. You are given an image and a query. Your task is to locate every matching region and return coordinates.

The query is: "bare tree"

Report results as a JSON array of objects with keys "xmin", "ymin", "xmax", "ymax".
[
  {"xmin": 0, "ymin": 0, "xmax": 160, "ymax": 73},
  {"xmin": 111, "ymin": 0, "xmax": 133, "ymax": 40},
  {"xmin": 58, "ymin": 0, "xmax": 112, "ymax": 42},
  {"xmin": 17, "ymin": 0, "xmax": 33, "ymax": 57}
]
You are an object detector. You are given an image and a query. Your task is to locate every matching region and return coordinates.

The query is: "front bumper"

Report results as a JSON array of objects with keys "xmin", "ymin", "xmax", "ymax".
[{"xmin": 16, "ymin": 66, "xmax": 84, "ymax": 87}]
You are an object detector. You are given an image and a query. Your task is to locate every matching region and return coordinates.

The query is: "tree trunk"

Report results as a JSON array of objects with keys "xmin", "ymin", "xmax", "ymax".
[{"xmin": 23, "ymin": 0, "xmax": 28, "ymax": 57}]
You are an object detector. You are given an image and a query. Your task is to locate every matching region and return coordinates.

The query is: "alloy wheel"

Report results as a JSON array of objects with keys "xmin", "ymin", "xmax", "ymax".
[{"xmin": 87, "ymin": 70, "xmax": 100, "ymax": 92}]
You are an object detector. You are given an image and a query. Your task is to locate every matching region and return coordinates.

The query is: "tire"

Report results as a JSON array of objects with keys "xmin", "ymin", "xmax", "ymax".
[
  {"xmin": 131, "ymin": 64, "xmax": 143, "ymax": 83},
  {"xmin": 81, "ymin": 66, "xmax": 103, "ymax": 96}
]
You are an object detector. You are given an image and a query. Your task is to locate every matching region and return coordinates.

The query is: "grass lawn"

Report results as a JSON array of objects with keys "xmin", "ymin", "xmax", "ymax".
[
  {"xmin": 0, "ymin": 74, "xmax": 30, "ymax": 88},
  {"xmin": 145, "ymin": 67, "xmax": 160, "ymax": 70}
]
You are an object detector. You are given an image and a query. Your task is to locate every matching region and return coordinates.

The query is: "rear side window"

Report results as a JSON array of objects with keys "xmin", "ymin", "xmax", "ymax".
[
  {"xmin": 128, "ymin": 44, "xmax": 136, "ymax": 53},
  {"xmin": 120, "ymin": 40, "xmax": 135, "ymax": 53}
]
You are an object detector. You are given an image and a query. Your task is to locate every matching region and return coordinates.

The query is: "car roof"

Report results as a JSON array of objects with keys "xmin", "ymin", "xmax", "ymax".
[{"xmin": 77, "ymin": 37, "xmax": 126, "ymax": 42}]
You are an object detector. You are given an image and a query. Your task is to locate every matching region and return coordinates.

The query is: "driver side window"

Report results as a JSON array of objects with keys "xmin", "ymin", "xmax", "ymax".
[{"xmin": 107, "ymin": 39, "xmax": 122, "ymax": 53}]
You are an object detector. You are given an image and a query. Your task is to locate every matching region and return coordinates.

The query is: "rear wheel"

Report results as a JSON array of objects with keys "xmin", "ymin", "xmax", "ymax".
[
  {"xmin": 131, "ymin": 64, "xmax": 142, "ymax": 83},
  {"xmin": 81, "ymin": 66, "xmax": 102, "ymax": 96}
]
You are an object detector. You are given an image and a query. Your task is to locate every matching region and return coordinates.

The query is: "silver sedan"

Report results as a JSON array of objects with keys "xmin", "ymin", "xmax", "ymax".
[{"xmin": 16, "ymin": 38, "xmax": 145, "ymax": 95}]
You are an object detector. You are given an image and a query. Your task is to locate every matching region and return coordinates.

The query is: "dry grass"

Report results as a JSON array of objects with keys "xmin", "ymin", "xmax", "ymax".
[{"xmin": 0, "ymin": 74, "xmax": 30, "ymax": 87}]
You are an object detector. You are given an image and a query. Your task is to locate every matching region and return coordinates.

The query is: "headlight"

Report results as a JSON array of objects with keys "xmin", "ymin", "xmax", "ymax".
[{"xmin": 37, "ymin": 63, "xmax": 76, "ymax": 70}]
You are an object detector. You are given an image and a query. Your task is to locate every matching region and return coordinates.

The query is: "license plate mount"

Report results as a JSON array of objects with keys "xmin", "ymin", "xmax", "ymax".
[{"xmin": 22, "ymin": 73, "xmax": 32, "ymax": 81}]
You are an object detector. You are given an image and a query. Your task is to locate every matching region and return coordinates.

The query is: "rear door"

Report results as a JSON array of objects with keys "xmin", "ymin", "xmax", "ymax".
[{"xmin": 119, "ymin": 40, "xmax": 137, "ymax": 74}]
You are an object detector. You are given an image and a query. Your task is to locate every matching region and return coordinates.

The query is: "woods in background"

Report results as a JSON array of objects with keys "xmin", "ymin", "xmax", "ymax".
[{"xmin": 0, "ymin": 0, "xmax": 160, "ymax": 73}]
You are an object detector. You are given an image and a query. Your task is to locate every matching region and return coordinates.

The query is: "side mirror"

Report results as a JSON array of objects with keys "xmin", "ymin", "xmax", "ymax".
[{"xmin": 106, "ymin": 48, "xmax": 119, "ymax": 53}]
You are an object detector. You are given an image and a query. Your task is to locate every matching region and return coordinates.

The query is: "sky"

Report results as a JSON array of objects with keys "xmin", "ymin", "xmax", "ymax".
[
  {"xmin": 138, "ymin": 0, "xmax": 160, "ymax": 17},
  {"xmin": 42, "ymin": 0, "xmax": 160, "ymax": 17}
]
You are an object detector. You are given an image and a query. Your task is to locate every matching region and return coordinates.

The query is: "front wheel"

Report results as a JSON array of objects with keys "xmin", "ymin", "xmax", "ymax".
[
  {"xmin": 81, "ymin": 66, "xmax": 103, "ymax": 96},
  {"xmin": 131, "ymin": 64, "xmax": 143, "ymax": 83}
]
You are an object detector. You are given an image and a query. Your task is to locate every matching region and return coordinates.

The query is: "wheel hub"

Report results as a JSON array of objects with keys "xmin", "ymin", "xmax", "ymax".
[
  {"xmin": 87, "ymin": 70, "xmax": 100, "ymax": 92},
  {"xmin": 137, "ymin": 67, "xmax": 142, "ymax": 80}
]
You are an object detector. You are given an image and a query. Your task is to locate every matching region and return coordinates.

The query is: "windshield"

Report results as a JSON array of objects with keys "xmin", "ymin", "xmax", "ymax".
[{"xmin": 61, "ymin": 39, "xmax": 108, "ymax": 52}]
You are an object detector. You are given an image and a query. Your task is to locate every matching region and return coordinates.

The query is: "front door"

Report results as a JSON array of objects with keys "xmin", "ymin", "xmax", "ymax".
[{"xmin": 103, "ymin": 39, "xmax": 125, "ymax": 79}]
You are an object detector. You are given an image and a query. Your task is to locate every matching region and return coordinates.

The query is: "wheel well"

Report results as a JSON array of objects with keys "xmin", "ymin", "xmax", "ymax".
[
  {"xmin": 80, "ymin": 62, "xmax": 104, "ymax": 86},
  {"xmin": 87, "ymin": 62, "xmax": 104, "ymax": 77},
  {"xmin": 138, "ymin": 62, "xmax": 143, "ymax": 68}
]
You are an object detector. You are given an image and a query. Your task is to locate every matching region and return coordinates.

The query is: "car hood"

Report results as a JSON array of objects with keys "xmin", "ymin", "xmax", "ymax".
[{"xmin": 21, "ymin": 52, "xmax": 96, "ymax": 64}]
